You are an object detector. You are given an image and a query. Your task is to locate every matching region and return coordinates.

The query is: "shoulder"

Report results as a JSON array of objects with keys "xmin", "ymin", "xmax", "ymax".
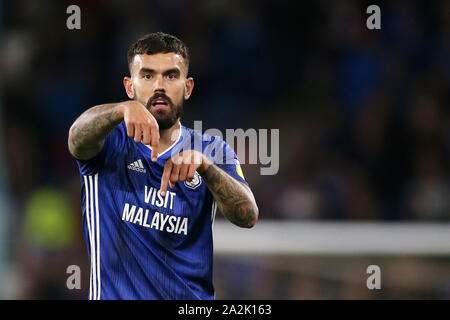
[
  {"xmin": 106, "ymin": 122, "xmax": 128, "ymax": 145},
  {"xmin": 181, "ymin": 125, "xmax": 227, "ymax": 148},
  {"xmin": 115, "ymin": 122, "xmax": 128, "ymax": 134},
  {"xmin": 181, "ymin": 124, "xmax": 236, "ymax": 164}
]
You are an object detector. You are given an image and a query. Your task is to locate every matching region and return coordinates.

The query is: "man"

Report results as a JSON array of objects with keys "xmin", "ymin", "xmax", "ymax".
[{"xmin": 68, "ymin": 32, "xmax": 258, "ymax": 300}]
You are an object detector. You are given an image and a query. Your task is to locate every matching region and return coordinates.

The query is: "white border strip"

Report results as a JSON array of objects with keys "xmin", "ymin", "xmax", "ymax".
[
  {"xmin": 213, "ymin": 220, "xmax": 450, "ymax": 256},
  {"xmin": 211, "ymin": 201, "xmax": 217, "ymax": 224}
]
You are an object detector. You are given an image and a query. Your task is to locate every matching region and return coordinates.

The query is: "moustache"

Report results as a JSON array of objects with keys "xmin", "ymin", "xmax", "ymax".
[{"xmin": 146, "ymin": 93, "xmax": 174, "ymax": 109}]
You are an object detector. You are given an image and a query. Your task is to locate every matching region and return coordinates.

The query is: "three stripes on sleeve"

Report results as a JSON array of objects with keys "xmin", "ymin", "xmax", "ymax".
[{"xmin": 83, "ymin": 174, "xmax": 101, "ymax": 300}]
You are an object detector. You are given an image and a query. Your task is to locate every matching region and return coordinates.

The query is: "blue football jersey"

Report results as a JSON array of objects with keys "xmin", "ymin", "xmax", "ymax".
[{"xmin": 74, "ymin": 122, "xmax": 247, "ymax": 300}]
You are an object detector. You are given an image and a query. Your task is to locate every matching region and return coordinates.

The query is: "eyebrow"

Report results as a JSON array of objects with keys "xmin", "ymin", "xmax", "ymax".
[{"xmin": 139, "ymin": 67, "xmax": 181, "ymax": 76}]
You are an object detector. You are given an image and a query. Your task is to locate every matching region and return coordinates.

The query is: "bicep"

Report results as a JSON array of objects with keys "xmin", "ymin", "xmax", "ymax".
[{"xmin": 69, "ymin": 139, "xmax": 105, "ymax": 161}]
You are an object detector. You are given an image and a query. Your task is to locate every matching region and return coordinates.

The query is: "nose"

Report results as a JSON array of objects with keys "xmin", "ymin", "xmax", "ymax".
[{"xmin": 153, "ymin": 75, "xmax": 166, "ymax": 93}]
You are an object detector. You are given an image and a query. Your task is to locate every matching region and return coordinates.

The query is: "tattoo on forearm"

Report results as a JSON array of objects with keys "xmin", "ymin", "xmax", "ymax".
[
  {"xmin": 69, "ymin": 104, "xmax": 123, "ymax": 160},
  {"xmin": 201, "ymin": 164, "xmax": 258, "ymax": 228}
]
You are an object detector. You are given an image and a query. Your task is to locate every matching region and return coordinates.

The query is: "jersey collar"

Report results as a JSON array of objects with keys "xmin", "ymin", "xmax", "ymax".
[{"xmin": 143, "ymin": 121, "xmax": 183, "ymax": 159}]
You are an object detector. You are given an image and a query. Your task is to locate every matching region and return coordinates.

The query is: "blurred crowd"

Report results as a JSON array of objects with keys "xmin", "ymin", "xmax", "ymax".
[{"xmin": 0, "ymin": 0, "xmax": 449, "ymax": 299}]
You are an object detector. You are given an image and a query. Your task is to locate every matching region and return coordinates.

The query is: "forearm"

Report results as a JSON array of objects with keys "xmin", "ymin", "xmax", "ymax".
[
  {"xmin": 68, "ymin": 103, "xmax": 124, "ymax": 160},
  {"xmin": 198, "ymin": 162, "xmax": 259, "ymax": 228}
]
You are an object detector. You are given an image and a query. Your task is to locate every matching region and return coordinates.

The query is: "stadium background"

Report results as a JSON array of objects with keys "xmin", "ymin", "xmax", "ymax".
[{"xmin": 0, "ymin": 0, "xmax": 449, "ymax": 299}]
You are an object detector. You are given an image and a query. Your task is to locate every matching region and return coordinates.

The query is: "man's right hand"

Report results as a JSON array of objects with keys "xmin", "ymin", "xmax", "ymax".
[
  {"xmin": 119, "ymin": 101, "xmax": 159, "ymax": 162},
  {"xmin": 69, "ymin": 101, "xmax": 159, "ymax": 161}
]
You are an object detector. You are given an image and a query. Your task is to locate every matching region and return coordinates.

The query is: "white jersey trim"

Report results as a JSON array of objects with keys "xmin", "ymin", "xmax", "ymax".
[
  {"xmin": 144, "ymin": 121, "xmax": 182, "ymax": 157},
  {"xmin": 84, "ymin": 173, "xmax": 101, "ymax": 300}
]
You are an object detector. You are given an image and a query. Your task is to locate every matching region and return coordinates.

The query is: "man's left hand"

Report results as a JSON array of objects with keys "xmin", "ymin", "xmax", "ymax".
[{"xmin": 160, "ymin": 150, "xmax": 212, "ymax": 196}]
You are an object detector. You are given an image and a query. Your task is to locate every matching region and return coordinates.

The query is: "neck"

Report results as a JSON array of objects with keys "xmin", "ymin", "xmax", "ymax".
[{"xmin": 158, "ymin": 119, "xmax": 181, "ymax": 152}]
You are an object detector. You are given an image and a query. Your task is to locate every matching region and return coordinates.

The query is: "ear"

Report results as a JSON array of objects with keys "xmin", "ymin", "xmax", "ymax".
[
  {"xmin": 123, "ymin": 77, "xmax": 134, "ymax": 99},
  {"xmin": 184, "ymin": 77, "xmax": 194, "ymax": 100}
]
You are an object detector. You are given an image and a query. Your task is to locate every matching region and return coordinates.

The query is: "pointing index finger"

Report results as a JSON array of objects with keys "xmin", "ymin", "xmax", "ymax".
[
  {"xmin": 150, "ymin": 121, "xmax": 159, "ymax": 162},
  {"xmin": 160, "ymin": 159, "xmax": 173, "ymax": 196}
]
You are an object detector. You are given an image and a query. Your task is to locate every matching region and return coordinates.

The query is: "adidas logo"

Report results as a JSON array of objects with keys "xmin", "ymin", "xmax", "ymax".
[{"xmin": 127, "ymin": 159, "xmax": 146, "ymax": 173}]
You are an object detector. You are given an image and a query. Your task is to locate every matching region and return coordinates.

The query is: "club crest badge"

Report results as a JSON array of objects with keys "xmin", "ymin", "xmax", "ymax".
[{"xmin": 184, "ymin": 171, "xmax": 202, "ymax": 190}]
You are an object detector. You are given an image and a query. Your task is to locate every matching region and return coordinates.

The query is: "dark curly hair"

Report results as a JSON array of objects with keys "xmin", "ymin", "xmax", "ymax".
[{"xmin": 127, "ymin": 32, "xmax": 190, "ymax": 74}]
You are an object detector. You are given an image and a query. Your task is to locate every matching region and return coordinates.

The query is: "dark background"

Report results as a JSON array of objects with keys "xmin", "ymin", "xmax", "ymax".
[{"xmin": 0, "ymin": 0, "xmax": 449, "ymax": 299}]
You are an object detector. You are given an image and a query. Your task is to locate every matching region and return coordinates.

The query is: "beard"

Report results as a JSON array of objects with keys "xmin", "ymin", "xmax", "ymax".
[{"xmin": 136, "ymin": 90, "xmax": 184, "ymax": 130}]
